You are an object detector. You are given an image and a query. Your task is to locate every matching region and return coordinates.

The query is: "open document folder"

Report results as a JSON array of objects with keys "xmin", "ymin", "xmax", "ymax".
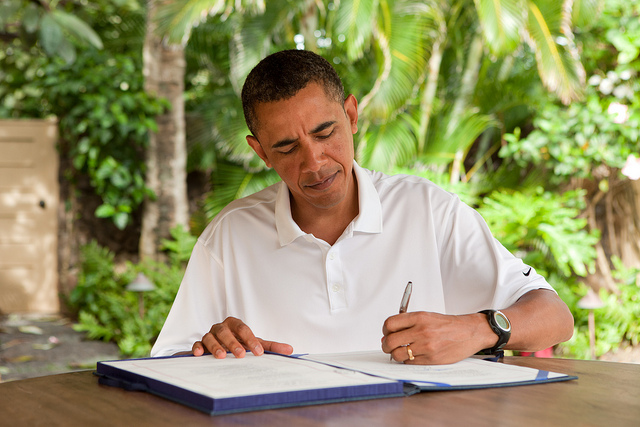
[{"xmin": 95, "ymin": 351, "xmax": 577, "ymax": 416}]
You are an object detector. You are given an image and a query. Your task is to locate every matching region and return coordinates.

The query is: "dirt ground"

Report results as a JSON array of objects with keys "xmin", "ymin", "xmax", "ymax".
[
  {"xmin": 1, "ymin": 313, "xmax": 639, "ymax": 383},
  {"xmin": 0, "ymin": 314, "xmax": 121, "ymax": 383}
]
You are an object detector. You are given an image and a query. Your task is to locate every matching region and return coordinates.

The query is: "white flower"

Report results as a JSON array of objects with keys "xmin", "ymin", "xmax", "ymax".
[
  {"xmin": 619, "ymin": 69, "xmax": 633, "ymax": 80},
  {"xmin": 588, "ymin": 75, "xmax": 602, "ymax": 86},
  {"xmin": 622, "ymin": 155, "xmax": 640, "ymax": 180},
  {"xmin": 608, "ymin": 102, "xmax": 629, "ymax": 124},
  {"xmin": 599, "ymin": 78, "xmax": 614, "ymax": 95},
  {"xmin": 613, "ymin": 85, "xmax": 634, "ymax": 100}
]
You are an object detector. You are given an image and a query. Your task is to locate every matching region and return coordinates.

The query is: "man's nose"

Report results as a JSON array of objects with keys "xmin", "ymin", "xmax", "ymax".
[{"xmin": 300, "ymin": 142, "xmax": 326, "ymax": 171}]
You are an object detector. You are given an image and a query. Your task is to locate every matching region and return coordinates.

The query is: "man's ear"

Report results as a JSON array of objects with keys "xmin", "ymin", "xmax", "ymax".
[
  {"xmin": 247, "ymin": 135, "xmax": 272, "ymax": 168},
  {"xmin": 344, "ymin": 95, "xmax": 358, "ymax": 134}
]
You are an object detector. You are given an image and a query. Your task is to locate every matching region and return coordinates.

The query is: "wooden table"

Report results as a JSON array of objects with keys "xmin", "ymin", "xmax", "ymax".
[{"xmin": 1, "ymin": 357, "xmax": 638, "ymax": 426}]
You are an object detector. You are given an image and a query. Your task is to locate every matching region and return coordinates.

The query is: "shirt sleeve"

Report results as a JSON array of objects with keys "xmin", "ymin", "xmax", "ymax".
[
  {"xmin": 437, "ymin": 194, "xmax": 554, "ymax": 315},
  {"xmin": 150, "ymin": 238, "xmax": 226, "ymax": 357}
]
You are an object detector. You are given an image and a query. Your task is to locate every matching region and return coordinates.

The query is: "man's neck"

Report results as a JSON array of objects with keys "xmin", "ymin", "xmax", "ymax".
[{"xmin": 291, "ymin": 174, "xmax": 359, "ymax": 246}]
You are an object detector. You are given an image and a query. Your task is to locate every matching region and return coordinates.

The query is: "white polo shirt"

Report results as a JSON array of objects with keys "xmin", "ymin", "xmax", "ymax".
[{"xmin": 151, "ymin": 162, "xmax": 552, "ymax": 357}]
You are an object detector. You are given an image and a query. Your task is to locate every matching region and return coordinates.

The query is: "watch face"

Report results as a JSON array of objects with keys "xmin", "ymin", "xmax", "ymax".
[{"xmin": 495, "ymin": 312, "xmax": 511, "ymax": 330}]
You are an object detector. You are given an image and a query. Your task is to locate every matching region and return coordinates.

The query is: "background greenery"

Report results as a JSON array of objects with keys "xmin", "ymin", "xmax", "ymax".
[
  {"xmin": 69, "ymin": 226, "xmax": 196, "ymax": 357},
  {"xmin": 1, "ymin": 0, "xmax": 638, "ymax": 359}
]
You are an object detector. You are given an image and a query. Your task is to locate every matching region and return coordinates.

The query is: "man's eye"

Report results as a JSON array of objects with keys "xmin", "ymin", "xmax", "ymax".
[
  {"xmin": 317, "ymin": 130, "xmax": 335, "ymax": 140},
  {"xmin": 279, "ymin": 145, "xmax": 297, "ymax": 154}
]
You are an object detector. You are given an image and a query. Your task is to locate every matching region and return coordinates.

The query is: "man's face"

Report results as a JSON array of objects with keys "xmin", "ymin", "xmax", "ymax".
[{"xmin": 247, "ymin": 82, "xmax": 359, "ymax": 216}]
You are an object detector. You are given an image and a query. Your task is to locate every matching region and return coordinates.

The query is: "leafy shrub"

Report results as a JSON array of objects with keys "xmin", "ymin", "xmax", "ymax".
[
  {"xmin": 70, "ymin": 225, "xmax": 196, "ymax": 357},
  {"xmin": 558, "ymin": 257, "xmax": 640, "ymax": 359},
  {"xmin": 478, "ymin": 187, "xmax": 599, "ymax": 278},
  {"xmin": 500, "ymin": 89, "xmax": 639, "ymax": 186},
  {"xmin": 49, "ymin": 51, "xmax": 168, "ymax": 229}
]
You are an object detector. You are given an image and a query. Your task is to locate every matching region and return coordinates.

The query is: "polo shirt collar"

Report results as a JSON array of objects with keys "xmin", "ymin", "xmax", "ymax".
[{"xmin": 275, "ymin": 161, "xmax": 383, "ymax": 247}]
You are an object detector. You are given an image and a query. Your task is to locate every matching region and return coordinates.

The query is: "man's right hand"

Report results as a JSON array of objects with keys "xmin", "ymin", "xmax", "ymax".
[{"xmin": 191, "ymin": 317, "xmax": 294, "ymax": 359}]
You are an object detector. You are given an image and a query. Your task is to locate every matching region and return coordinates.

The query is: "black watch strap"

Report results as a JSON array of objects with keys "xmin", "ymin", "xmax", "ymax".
[{"xmin": 479, "ymin": 309, "xmax": 511, "ymax": 354}]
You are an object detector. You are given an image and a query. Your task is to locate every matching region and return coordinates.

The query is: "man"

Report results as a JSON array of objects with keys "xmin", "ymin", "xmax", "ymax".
[{"xmin": 151, "ymin": 49, "xmax": 574, "ymax": 364}]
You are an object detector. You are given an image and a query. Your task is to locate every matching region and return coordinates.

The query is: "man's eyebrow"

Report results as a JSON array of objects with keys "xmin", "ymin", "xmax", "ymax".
[
  {"xmin": 271, "ymin": 121, "xmax": 337, "ymax": 149},
  {"xmin": 310, "ymin": 121, "xmax": 336, "ymax": 134},
  {"xmin": 272, "ymin": 138, "xmax": 297, "ymax": 149}
]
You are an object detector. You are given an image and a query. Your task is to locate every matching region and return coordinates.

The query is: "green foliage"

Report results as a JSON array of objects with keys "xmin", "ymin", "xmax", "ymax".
[
  {"xmin": 500, "ymin": 0, "xmax": 640, "ymax": 188},
  {"xmin": 69, "ymin": 227, "xmax": 196, "ymax": 357},
  {"xmin": 160, "ymin": 225, "xmax": 198, "ymax": 266},
  {"xmin": 49, "ymin": 51, "xmax": 168, "ymax": 229},
  {"xmin": 0, "ymin": 46, "xmax": 168, "ymax": 229},
  {"xmin": 0, "ymin": 0, "xmax": 104, "ymax": 64},
  {"xmin": 201, "ymin": 162, "xmax": 282, "ymax": 223},
  {"xmin": 558, "ymin": 257, "xmax": 640, "ymax": 359},
  {"xmin": 392, "ymin": 166, "xmax": 482, "ymax": 208},
  {"xmin": 478, "ymin": 188, "xmax": 599, "ymax": 278},
  {"xmin": 500, "ymin": 89, "xmax": 639, "ymax": 186}
]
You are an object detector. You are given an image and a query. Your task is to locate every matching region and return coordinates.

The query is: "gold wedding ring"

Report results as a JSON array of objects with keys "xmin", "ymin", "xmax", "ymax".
[{"xmin": 407, "ymin": 344, "xmax": 415, "ymax": 361}]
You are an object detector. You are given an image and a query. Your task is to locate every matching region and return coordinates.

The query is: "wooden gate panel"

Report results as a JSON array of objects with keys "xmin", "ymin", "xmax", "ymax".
[{"xmin": 0, "ymin": 120, "xmax": 59, "ymax": 313}]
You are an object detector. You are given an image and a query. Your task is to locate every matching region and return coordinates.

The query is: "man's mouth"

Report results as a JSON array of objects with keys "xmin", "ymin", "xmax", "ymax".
[{"xmin": 305, "ymin": 172, "xmax": 338, "ymax": 191}]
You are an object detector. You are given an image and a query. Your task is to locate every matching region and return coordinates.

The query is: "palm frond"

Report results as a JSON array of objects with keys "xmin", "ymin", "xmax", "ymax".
[
  {"xmin": 357, "ymin": 115, "xmax": 417, "ymax": 172},
  {"xmin": 359, "ymin": 1, "xmax": 437, "ymax": 122},
  {"xmin": 474, "ymin": 0, "xmax": 527, "ymax": 56},
  {"xmin": 227, "ymin": 2, "xmax": 297, "ymax": 94},
  {"xmin": 421, "ymin": 108, "xmax": 498, "ymax": 165},
  {"xmin": 154, "ymin": 0, "xmax": 265, "ymax": 45},
  {"xmin": 186, "ymin": 17, "xmax": 234, "ymax": 73},
  {"xmin": 203, "ymin": 162, "xmax": 280, "ymax": 220},
  {"xmin": 571, "ymin": 0, "xmax": 605, "ymax": 30},
  {"xmin": 525, "ymin": 0, "xmax": 584, "ymax": 104},
  {"xmin": 333, "ymin": 0, "xmax": 379, "ymax": 61}
]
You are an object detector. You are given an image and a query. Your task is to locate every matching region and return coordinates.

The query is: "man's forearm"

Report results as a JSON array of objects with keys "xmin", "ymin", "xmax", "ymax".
[{"xmin": 501, "ymin": 289, "xmax": 574, "ymax": 352}]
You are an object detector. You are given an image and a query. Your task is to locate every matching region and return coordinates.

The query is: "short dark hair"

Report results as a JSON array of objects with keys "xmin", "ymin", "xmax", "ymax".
[{"xmin": 241, "ymin": 49, "xmax": 345, "ymax": 136}]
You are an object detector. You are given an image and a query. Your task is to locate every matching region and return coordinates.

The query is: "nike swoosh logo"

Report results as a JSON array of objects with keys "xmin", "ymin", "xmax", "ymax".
[{"xmin": 523, "ymin": 268, "xmax": 532, "ymax": 277}]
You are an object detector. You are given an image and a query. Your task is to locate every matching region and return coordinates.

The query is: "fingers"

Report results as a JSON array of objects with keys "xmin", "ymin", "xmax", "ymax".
[
  {"xmin": 381, "ymin": 312, "xmax": 417, "ymax": 358},
  {"xmin": 195, "ymin": 317, "xmax": 294, "ymax": 359},
  {"xmin": 192, "ymin": 341, "xmax": 206, "ymax": 356},
  {"xmin": 197, "ymin": 317, "xmax": 260, "ymax": 359},
  {"xmin": 260, "ymin": 340, "xmax": 294, "ymax": 355},
  {"xmin": 385, "ymin": 338, "xmax": 417, "ymax": 363},
  {"xmin": 382, "ymin": 312, "xmax": 416, "ymax": 336},
  {"xmin": 382, "ymin": 312, "xmax": 444, "ymax": 363},
  {"xmin": 388, "ymin": 344, "xmax": 416, "ymax": 363}
]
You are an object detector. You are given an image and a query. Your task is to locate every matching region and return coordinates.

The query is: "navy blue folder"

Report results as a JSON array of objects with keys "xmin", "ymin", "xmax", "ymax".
[{"xmin": 95, "ymin": 352, "xmax": 576, "ymax": 416}]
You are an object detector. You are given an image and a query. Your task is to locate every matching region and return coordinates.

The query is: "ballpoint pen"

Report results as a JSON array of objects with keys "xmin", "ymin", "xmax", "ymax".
[
  {"xmin": 399, "ymin": 281, "xmax": 412, "ymax": 315},
  {"xmin": 391, "ymin": 281, "xmax": 413, "ymax": 361}
]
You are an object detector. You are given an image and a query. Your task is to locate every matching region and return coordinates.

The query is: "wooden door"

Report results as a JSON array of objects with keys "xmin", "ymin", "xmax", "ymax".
[{"xmin": 0, "ymin": 119, "xmax": 59, "ymax": 313}]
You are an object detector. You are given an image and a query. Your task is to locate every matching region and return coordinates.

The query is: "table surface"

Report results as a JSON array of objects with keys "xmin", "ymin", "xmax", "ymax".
[{"xmin": 1, "ymin": 356, "xmax": 638, "ymax": 426}]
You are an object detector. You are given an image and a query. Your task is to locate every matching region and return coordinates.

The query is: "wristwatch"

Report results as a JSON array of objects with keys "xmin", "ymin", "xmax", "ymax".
[{"xmin": 479, "ymin": 309, "xmax": 511, "ymax": 354}]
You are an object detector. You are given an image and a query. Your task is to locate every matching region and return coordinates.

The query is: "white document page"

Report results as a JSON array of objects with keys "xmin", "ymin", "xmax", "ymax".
[
  {"xmin": 101, "ymin": 354, "xmax": 398, "ymax": 398},
  {"xmin": 301, "ymin": 351, "xmax": 568, "ymax": 387}
]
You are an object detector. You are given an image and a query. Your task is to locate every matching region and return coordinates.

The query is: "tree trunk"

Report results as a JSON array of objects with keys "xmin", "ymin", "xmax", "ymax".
[
  {"xmin": 618, "ymin": 179, "xmax": 640, "ymax": 269},
  {"xmin": 577, "ymin": 171, "xmax": 640, "ymax": 294},
  {"xmin": 139, "ymin": 0, "xmax": 189, "ymax": 261}
]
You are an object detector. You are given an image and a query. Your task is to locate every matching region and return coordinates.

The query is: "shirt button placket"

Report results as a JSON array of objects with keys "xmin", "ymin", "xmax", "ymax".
[{"xmin": 326, "ymin": 248, "xmax": 347, "ymax": 310}]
